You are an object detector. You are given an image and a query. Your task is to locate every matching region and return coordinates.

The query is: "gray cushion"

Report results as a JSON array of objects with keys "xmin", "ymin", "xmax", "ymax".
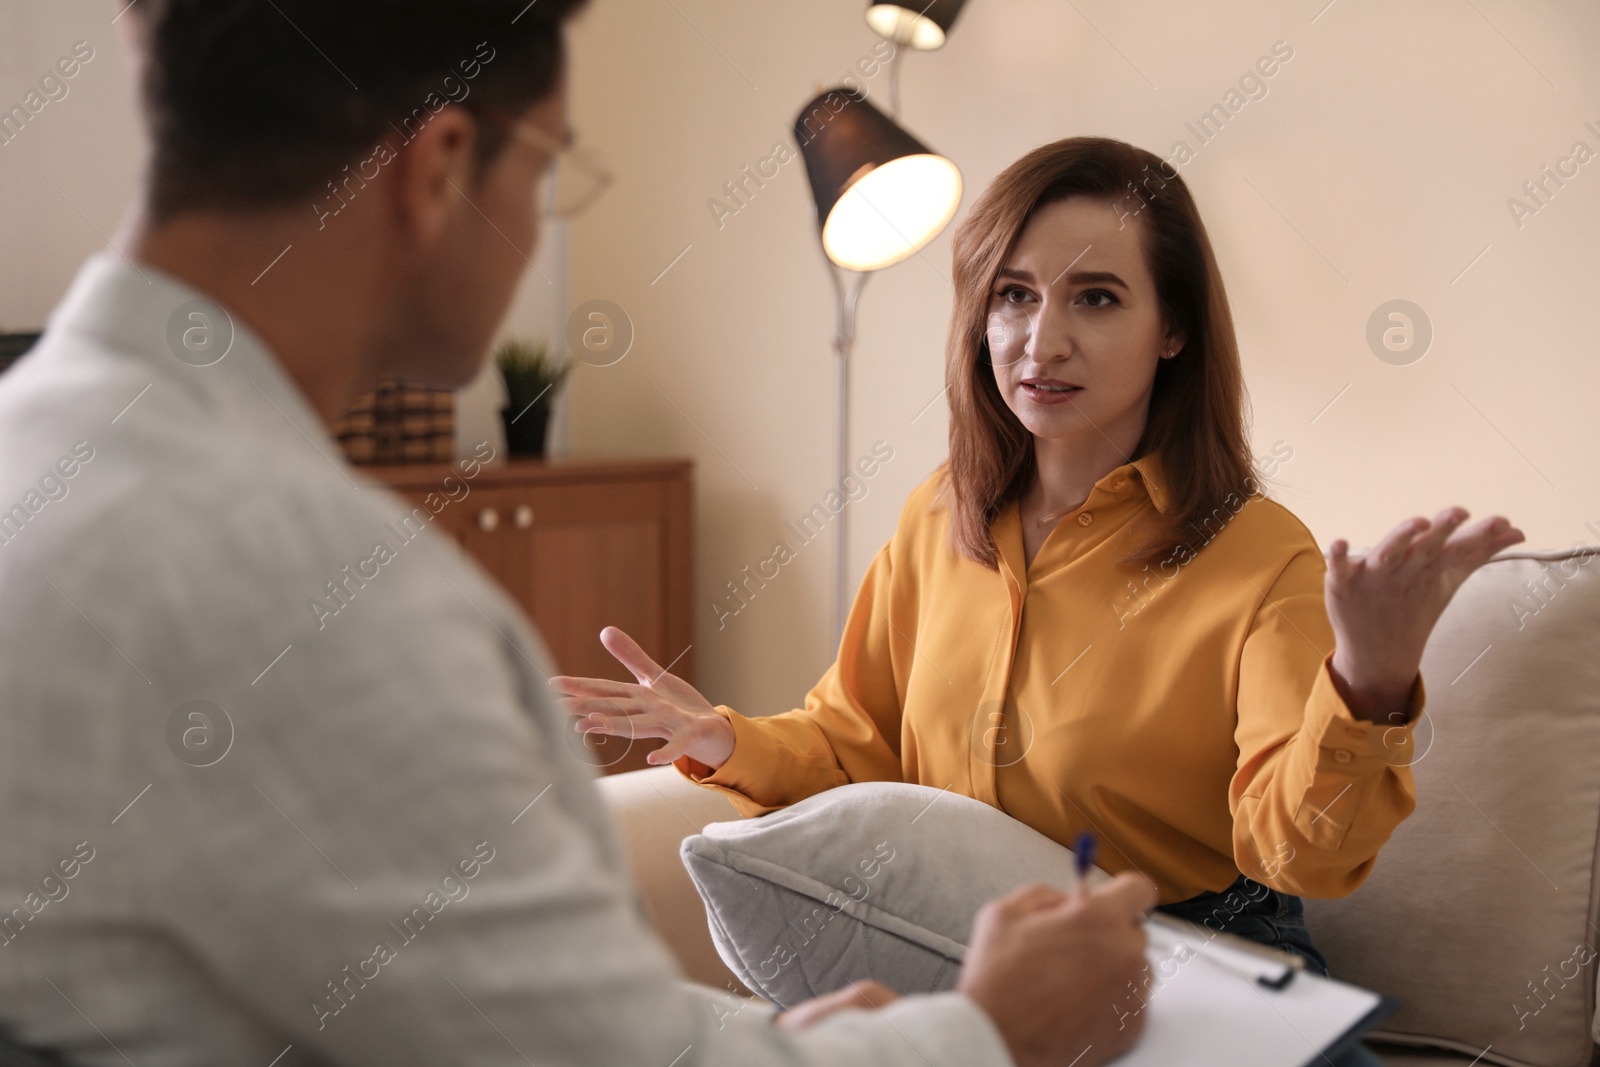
[{"xmin": 680, "ymin": 780, "xmax": 1100, "ymax": 1009}]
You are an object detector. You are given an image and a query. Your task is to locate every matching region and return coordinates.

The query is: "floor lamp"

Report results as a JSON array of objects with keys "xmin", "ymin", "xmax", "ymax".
[{"xmin": 791, "ymin": 81, "xmax": 962, "ymax": 643}]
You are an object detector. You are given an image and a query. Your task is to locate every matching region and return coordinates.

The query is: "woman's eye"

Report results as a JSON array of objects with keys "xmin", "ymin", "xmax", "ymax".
[
  {"xmin": 1082, "ymin": 289, "xmax": 1119, "ymax": 308},
  {"xmin": 995, "ymin": 286, "xmax": 1030, "ymax": 304}
]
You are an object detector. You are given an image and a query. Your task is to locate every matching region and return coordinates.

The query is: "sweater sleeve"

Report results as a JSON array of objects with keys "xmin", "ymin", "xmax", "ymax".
[
  {"xmin": 1229, "ymin": 545, "xmax": 1425, "ymax": 898},
  {"xmin": 675, "ymin": 541, "xmax": 909, "ymax": 816}
]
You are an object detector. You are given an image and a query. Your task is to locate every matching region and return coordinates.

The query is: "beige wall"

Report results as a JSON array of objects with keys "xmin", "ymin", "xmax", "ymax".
[
  {"xmin": 0, "ymin": 0, "xmax": 567, "ymax": 459},
  {"xmin": 0, "ymin": 3, "xmax": 138, "ymax": 333},
  {"xmin": 4, "ymin": 1, "xmax": 1596, "ymax": 721},
  {"xmin": 563, "ymin": 0, "xmax": 1600, "ymax": 717}
]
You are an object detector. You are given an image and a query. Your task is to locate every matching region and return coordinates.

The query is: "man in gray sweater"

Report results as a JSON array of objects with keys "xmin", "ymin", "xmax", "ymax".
[{"xmin": 0, "ymin": 1, "xmax": 1154, "ymax": 1064}]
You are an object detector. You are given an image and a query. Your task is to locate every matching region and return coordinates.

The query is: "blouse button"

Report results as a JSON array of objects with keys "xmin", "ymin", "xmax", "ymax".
[
  {"xmin": 1077, "ymin": 512, "xmax": 1094, "ymax": 527},
  {"xmin": 1333, "ymin": 749, "xmax": 1353, "ymax": 764}
]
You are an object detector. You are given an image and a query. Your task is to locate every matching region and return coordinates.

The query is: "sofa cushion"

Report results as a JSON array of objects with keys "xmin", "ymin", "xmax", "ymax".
[
  {"xmin": 1305, "ymin": 548, "xmax": 1600, "ymax": 1067},
  {"xmin": 680, "ymin": 780, "xmax": 1102, "ymax": 1008}
]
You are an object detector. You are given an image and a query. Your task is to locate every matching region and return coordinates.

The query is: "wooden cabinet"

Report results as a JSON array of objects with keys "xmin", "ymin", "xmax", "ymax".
[{"xmin": 368, "ymin": 456, "xmax": 693, "ymax": 774}]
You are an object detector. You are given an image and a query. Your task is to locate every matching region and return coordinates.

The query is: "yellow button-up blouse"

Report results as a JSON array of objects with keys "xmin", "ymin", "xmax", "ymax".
[{"xmin": 677, "ymin": 450, "xmax": 1425, "ymax": 904}]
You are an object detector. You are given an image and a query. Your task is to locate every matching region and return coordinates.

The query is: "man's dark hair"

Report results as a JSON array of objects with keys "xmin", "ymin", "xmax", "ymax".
[{"xmin": 134, "ymin": 0, "xmax": 589, "ymax": 221}]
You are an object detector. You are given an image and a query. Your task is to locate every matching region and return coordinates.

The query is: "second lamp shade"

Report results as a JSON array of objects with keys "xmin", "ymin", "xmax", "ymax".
[
  {"xmin": 865, "ymin": 0, "xmax": 969, "ymax": 50},
  {"xmin": 792, "ymin": 88, "xmax": 962, "ymax": 272}
]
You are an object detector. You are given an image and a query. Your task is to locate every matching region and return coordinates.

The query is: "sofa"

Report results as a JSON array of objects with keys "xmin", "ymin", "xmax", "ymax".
[{"xmin": 596, "ymin": 545, "xmax": 1600, "ymax": 1067}]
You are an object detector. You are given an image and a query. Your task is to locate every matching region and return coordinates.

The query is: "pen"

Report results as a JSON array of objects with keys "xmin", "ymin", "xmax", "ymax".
[{"xmin": 1072, "ymin": 830, "xmax": 1096, "ymax": 899}]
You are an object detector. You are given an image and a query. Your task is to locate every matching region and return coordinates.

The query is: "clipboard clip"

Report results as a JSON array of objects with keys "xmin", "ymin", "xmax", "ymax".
[{"xmin": 1145, "ymin": 911, "xmax": 1306, "ymax": 990}]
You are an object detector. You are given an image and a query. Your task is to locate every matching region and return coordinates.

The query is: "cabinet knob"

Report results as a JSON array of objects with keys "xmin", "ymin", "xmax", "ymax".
[
  {"xmin": 513, "ymin": 504, "xmax": 534, "ymax": 529},
  {"xmin": 477, "ymin": 507, "xmax": 500, "ymax": 532}
]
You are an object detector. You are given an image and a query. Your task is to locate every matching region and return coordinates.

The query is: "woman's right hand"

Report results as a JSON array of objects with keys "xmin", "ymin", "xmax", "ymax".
[{"xmin": 549, "ymin": 626, "xmax": 735, "ymax": 769}]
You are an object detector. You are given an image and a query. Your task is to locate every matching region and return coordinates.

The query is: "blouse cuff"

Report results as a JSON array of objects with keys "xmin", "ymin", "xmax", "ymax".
[
  {"xmin": 672, "ymin": 705, "xmax": 777, "ymax": 803},
  {"xmin": 1305, "ymin": 652, "xmax": 1427, "ymax": 769}
]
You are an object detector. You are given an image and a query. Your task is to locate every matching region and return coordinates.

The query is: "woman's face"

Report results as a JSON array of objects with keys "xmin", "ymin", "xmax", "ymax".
[{"xmin": 985, "ymin": 194, "xmax": 1183, "ymax": 452}]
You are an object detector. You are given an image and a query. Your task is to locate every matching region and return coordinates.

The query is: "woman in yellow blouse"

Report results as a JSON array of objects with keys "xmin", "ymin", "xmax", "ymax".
[{"xmin": 550, "ymin": 136, "xmax": 1522, "ymax": 973}]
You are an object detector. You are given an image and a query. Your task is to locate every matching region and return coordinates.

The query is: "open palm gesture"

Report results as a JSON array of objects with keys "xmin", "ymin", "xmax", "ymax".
[
  {"xmin": 1325, "ymin": 506, "xmax": 1524, "ymax": 721},
  {"xmin": 548, "ymin": 626, "xmax": 736, "ymax": 768}
]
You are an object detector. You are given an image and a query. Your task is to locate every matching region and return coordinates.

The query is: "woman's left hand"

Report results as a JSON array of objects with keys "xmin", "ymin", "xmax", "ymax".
[{"xmin": 1325, "ymin": 507, "xmax": 1525, "ymax": 724}]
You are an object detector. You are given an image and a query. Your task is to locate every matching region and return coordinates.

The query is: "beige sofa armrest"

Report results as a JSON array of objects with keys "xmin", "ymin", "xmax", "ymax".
[{"xmin": 595, "ymin": 765, "xmax": 756, "ymax": 996}]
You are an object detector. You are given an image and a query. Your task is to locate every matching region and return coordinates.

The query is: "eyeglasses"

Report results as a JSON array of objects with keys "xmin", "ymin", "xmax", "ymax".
[
  {"xmin": 514, "ymin": 119, "xmax": 613, "ymax": 220},
  {"xmin": 471, "ymin": 104, "xmax": 613, "ymax": 220}
]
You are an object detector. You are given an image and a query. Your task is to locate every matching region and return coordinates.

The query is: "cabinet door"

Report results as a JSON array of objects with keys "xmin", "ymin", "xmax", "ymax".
[
  {"xmin": 527, "ymin": 480, "xmax": 677, "ymax": 774},
  {"xmin": 456, "ymin": 486, "xmax": 534, "ymax": 616},
  {"xmin": 459, "ymin": 478, "xmax": 678, "ymax": 773}
]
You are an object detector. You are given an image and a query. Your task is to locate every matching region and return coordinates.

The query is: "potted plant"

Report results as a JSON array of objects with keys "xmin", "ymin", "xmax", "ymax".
[{"xmin": 494, "ymin": 338, "xmax": 572, "ymax": 458}]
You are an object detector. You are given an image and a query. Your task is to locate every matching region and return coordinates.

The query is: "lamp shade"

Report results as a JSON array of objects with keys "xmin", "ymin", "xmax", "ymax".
[
  {"xmin": 865, "ymin": 0, "xmax": 968, "ymax": 50},
  {"xmin": 792, "ymin": 87, "xmax": 962, "ymax": 272}
]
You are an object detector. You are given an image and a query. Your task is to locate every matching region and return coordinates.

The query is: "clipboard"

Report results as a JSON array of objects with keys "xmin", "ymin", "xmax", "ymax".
[{"xmin": 1113, "ymin": 913, "xmax": 1400, "ymax": 1067}]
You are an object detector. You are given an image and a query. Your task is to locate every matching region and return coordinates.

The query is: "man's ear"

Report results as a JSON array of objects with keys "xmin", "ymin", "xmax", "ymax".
[{"xmin": 388, "ymin": 105, "xmax": 480, "ymax": 246}]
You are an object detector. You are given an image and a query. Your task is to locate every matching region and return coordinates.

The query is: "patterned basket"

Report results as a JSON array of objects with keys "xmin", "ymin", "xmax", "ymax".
[{"xmin": 336, "ymin": 378, "xmax": 454, "ymax": 464}]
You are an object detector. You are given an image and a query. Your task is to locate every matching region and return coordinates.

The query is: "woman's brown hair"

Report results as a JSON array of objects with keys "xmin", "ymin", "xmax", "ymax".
[{"xmin": 935, "ymin": 136, "xmax": 1256, "ymax": 572}]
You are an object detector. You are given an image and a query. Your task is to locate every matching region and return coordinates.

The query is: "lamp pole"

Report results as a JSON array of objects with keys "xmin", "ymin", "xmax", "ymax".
[
  {"xmin": 885, "ymin": 27, "xmax": 906, "ymax": 117},
  {"xmin": 827, "ymin": 265, "xmax": 870, "ymax": 645}
]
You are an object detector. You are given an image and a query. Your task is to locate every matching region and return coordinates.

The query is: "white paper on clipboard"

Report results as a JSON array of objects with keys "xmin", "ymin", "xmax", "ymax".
[{"xmin": 1111, "ymin": 918, "xmax": 1392, "ymax": 1067}]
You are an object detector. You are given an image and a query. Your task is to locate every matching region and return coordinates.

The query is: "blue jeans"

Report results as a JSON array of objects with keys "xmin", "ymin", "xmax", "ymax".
[
  {"xmin": 1156, "ymin": 873, "xmax": 1330, "ymax": 975},
  {"xmin": 1157, "ymin": 875, "xmax": 1384, "ymax": 1067}
]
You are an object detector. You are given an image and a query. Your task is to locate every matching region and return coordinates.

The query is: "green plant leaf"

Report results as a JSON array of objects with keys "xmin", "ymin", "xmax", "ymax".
[{"xmin": 493, "ymin": 337, "xmax": 573, "ymax": 406}]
